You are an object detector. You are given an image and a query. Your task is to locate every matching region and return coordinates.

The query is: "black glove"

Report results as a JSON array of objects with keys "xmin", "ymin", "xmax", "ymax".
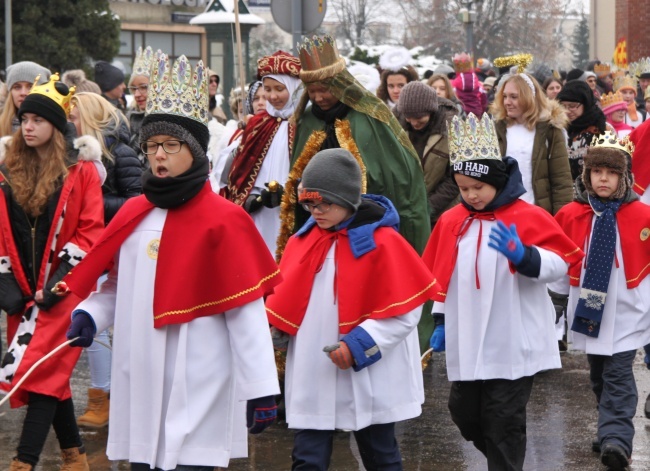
[
  {"xmin": 246, "ymin": 395, "xmax": 277, "ymax": 434},
  {"xmin": 243, "ymin": 194, "xmax": 263, "ymax": 214},
  {"xmin": 66, "ymin": 310, "xmax": 97, "ymax": 347},
  {"xmin": 40, "ymin": 260, "xmax": 74, "ymax": 311},
  {"xmin": 258, "ymin": 182, "xmax": 284, "ymax": 209},
  {"xmin": 0, "ymin": 273, "xmax": 28, "ymax": 315},
  {"xmin": 548, "ymin": 289, "xmax": 568, "ymax": 324}
]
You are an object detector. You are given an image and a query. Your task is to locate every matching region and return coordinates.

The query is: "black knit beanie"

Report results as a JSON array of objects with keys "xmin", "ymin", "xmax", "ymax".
[
  {"xmin": 556, "ymin": 80, "xmax": 596, "ymax": 107},
  {"xmin": 452, "ymin": 158, "xmax": 508, "ymax": 190},
  {"xmin": 397, "ymin": 81, "xmax": 438, "ymax": 118},
  {"xmin": 566, "ymin": 68, "xmax": 586, "ymax": 82},
  {"xmin": 17, "ymin": 81, "xmax": 71, "ymax": 134},
  {"xmin": 94, "ymin": 61, "xmax": 125, "ymax": 93},
  {"xmin": 140, "ymin": 113, "xmax": 209, "ymax": 161},
  {"xmin": 300, "ymin": 149, "xmax": 362, "ymax": 210}
]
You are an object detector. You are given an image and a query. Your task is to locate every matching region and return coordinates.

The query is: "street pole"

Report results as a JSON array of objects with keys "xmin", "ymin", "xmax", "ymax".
[
  {"xmin": 292, "ymin": 0, "xmax": 302, "ymax": 56},
  {"xmin": 5, "ymin": 0, "xmax": 12, "ymax": 68},
  {"xmin": 466, "ymin": 20, "xmax": 473, "ymax": 59}
]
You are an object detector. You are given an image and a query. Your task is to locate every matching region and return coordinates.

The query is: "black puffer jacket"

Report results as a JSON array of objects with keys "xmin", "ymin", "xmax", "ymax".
[
  {"xmin": 127, "ymin": 109, "xmax": 148, "ymax": 169},
  {"xmin": 102, "ymin": 120, "xmax": 143, "ymax": 224}
]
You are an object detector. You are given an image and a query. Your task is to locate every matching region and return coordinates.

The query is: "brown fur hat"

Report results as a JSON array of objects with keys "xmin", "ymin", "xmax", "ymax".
[{"xmin": 582, "ymin": 146, "xmax": 632, "ymax": 199}]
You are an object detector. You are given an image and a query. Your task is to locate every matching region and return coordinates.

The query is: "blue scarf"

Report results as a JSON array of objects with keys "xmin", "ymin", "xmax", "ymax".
[{"xmin": 571, "ymin": 196, "xmax": 622, "ymax": 338}]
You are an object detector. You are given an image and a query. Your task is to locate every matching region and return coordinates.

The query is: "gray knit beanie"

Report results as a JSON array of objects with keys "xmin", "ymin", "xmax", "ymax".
[
  {"xmin": 140, "ymin": 114, "xmax": 209, "ymax": 161},
  {"xmin": 397, "ymin": 81, "xmax": 438, "ymax": 118},
  {"xmin": 6, "ymin": 61, "xmax": 50, "ymax": 88},
  {"xmin": 94, "ymin": 61, "xmax": 125, "ymax": 93},
  {"xmin": 300, "ymin": 149, "xmax": 362, "ymax": 210}
]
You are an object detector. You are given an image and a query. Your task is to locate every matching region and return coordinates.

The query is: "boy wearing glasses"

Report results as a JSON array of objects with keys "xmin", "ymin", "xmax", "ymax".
[
  {"xmin": 265, "ymin": 148, "xmax": 436, "ymax": 470},
  {"xmin": 60, "ymin": 54, "xmax": 281, "ymax": 471}
]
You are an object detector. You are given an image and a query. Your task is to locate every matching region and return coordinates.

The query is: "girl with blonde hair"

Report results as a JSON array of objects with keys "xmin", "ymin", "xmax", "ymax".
[
  {"xmin": 0, "ymin": 61, "xmax": 50, "ymax": 137},
  {"xmin": 68, "ymin": 92, "xmax": 142, "ymax": 430},
  {"xmin": 490, "ymin": 73, "xmax": 573, "ymax": 215},
  {"xmin": 1, "ymin": 74, "xmax": 105, "ymax": 471},
  {"xmin": 427, "ymin": 73, "xmax": 465, "ymax": 117}
]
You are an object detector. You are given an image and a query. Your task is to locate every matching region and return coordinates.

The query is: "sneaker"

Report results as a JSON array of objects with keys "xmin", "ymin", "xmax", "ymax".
[{"xmin": 600, "ymin": 443, "xmax": 629, "ymax": 470}]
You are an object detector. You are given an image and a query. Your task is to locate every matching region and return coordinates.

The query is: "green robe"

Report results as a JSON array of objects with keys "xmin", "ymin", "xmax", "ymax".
[{"xmin": 293, "ymin": 107, "xmax": 434, "ymax": 352}]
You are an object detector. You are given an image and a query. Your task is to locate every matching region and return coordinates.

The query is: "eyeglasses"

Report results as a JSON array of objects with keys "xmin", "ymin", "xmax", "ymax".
[
  {"xmin": 140, "ymin": 140, "xmax": 186, "ymax": 155},
  {"xmin": 561, "ymin": 102, "xmax": 583, "ymax": 111},
  {"xmin": 128, "ymin": 84, "xmax": 148, "ymax": 94},
  {"xmin": 301, "ymin": 201, "xmax": 333, "ymax": 213}
]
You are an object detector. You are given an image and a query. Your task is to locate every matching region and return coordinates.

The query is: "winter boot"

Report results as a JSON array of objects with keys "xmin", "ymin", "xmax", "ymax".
[
  {"xmin": 77, "ymin": 388, "xmax": 109, "ymax": 427},
  {"xmin": 59, "ymin": 447, "xmax": 89, "ymax": 471},
  {"xmin": 8, "ymin": 459, "xmax": 33, "ymax": 471}
]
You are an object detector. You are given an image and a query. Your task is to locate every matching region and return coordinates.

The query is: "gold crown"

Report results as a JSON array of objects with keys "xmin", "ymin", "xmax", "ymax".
[
  {"xmin": 452, "ymin": 52, "xmax": 474, "ymax": 73},
  {"xmin": 591, "ymin": 130, "xmax": 635, "ymax": 156},
  {"xmin": 614, "ymin": 74, "xmax": 637, "ymax": 92},
  {"xmin": 145, "ymin": 53, "xmax": 209, "ymax": 125},
  {"xmin": 30, "ymin": 73, "xmax": 75, "ymax": 117},
  {"xmin": 298, "ymin": 35, "xmax": 343, "ymax": 72},
  {"xmin": 132, "ymin": 46, "xmax": 160, "ymax": 78},
  {"xmin": 594, "ymin": 63, "xmax": 611, "ymax": 77},
  {"xmin": 631, "ymin": 57, "xmax": 650, "ymax": 77},
  {"xmin": 493, "ymin": 53, "xmax": 533, "ymax": 73},
  {"xmin": 600, "ymin": 91, "xmax": 626, "ymax": 108},
  {"xmin": 448, "ymin": 113, "xmax": 502, "ymax": 165}
]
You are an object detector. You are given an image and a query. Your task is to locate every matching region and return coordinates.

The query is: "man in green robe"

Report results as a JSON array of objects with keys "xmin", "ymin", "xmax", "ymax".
[{"xmin": 277, "ymin": 35, "xmax": 433, "ymax": 352}]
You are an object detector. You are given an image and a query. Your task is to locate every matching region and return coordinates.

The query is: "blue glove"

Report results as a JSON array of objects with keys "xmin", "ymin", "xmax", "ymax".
[
  {"xmin": 488, "ymin": 221, "xmax": 525, "ymax": 265},
  {"xmin": 246, "ymin": 395, "xmax": 277, "ymax": 434},
  {"xmin": 66, "ymin": 310, "xmax": 97, "ymax": 348},
  {"xmin": 430, "ymin": 325, "xmax": 446, "ymax": 352}
]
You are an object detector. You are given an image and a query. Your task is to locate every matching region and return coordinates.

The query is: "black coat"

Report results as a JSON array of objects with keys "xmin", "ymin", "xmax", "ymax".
[{"xmin": 102, "ymin": 122, "xmax": 143, "ymax": 224}]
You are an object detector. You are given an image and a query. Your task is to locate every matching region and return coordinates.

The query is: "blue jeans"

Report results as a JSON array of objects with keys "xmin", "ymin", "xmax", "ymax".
[{"xmin": 131, "ymin": 464, "xmax": 213, "ymax": 471}]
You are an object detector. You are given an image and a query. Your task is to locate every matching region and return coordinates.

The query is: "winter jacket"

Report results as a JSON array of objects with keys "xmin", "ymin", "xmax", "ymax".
[
  {"xmin": 127, "ymin": 108, "xmax": 146, "ymax": 167},
  {"xmin": 397, "ymin": 99, "xmax": 460, "ymax": 226},
  {"xmin": 495, "ymin": 101, "xmax": 573, "ymax": 215},
  {"xmin": 102, "ymin": 121, "xmax": 143, "ymax": 224}
]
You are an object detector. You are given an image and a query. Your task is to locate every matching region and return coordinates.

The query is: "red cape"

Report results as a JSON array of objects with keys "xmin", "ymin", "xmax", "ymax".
[
  {"xmin": 221, "ymin": 112, "xmax": 294, "ymax": 205},
  {"xmin": 265, "ymin": 224, "xmax": 436, "ymax": 335},
  {"xmin": 423, "ymin": 200, "xmax": 584, "ymax": 302},
  {"xmin": 555, "ymin": 200, "xmax": 650, "ymax": 288},
  {"xmin": 63, "ymin": 183, "xmax": 281, "ymax": 327},
  {"xmin": 629, "ymin": 120, "xmax": 650, "ymax": 195}
]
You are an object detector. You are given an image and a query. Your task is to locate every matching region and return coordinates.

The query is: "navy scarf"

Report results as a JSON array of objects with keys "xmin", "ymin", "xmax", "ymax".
[{"xmin": 571, "ymin": 196, "xmax": 622, "ymax": 338}]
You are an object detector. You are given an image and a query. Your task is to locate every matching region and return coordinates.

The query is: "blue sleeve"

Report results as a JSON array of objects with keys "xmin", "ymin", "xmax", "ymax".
[
  {"xmin": 342, "ymin": 326, "xmax": 382, "ymax": 372},
  {"xmin": 515, "ymin": 246, "xmax": 541, "ymax": 278}
]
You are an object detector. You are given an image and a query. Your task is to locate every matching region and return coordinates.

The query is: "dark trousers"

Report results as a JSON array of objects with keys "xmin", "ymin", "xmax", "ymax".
[
  {"xmin": 448, "ymin": 376, "xmax": 534, "ymax": 471},
  {"xmin": 588, "ymin": 349, "xmax": 637, "ymax": 458},
  {"xmin": 16, "ymin": 392, "xmax": 82, "ymax": 466},
  {"xmin": 292, "ymin": 423, "xmax": 402, "ymax": 471}
]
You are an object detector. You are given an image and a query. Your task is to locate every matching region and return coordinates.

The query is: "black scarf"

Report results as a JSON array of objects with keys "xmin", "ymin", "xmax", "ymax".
[
  {"xmin": 142, "ymin": 157, "xmax": 210, "ymax": 209},
  {"xmin": 568, "ymin": 104, "xmax": 607, "ymax": 141},
  {"xmin": 311, "ymin": 102, "xmax": 350, "ymax": 150}
]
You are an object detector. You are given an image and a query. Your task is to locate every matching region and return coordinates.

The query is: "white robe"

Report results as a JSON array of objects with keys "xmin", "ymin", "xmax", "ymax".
[
  {"xmin": 435, "ymin": 218, "xmax": 566, "ymax": 382},
  {"xmin": 250, "ymin": 120, "xmax": 290, "ymax": 257},
  {"xmin": 75, "ymin": 208, "xmax": 280, "ymax": 469},
  {"xmin": 548, "ymin": 222, "xmax": 650, "ymax": 356},
  {"xmin": 284, "ymin": 244, "xmax": 424, "ymax": 431}
]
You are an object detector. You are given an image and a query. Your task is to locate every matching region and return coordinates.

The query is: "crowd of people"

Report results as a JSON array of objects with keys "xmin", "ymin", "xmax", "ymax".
[{"xmin": 0, "ymin": 35, "xmax": 649, "ymax": 471}]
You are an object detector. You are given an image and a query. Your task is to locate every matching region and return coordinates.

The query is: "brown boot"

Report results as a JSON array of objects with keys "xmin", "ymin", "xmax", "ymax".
[
  {"xmin": 77, "ymin": 388, "xmax": 109, "ymax": 427},
  {"xmin": 59, "ymin": 447, "xmax": 89, "ymax": 471},
  {"xmin": 8, "ymin": 459, "xmax": 33, "ymax": 471}
]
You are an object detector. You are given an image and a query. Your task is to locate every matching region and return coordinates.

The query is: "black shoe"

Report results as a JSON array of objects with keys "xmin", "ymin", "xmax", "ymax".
[
  {"xmin": 645, "ymin": 392, "xmax": 650, "ymax": 419},
  {"xmin": 600, "ymin": 443, "xmax": 629, "ymax": 470},
  {"xmin": 592, "ymin": 439, "xmax": 601, "ymax": 453}
]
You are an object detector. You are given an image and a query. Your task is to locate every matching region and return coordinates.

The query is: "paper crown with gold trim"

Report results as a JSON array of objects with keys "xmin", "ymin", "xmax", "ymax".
[
  {"xmin": 132, "ymin": 46, "xmax": 160, "ymax": 80},
  {"xmin": 614, "ymin": 74, "xmax": 637, "ymax": 93},
  {"xmin": 145, "ymin": 53, "xmax": 209, "ymax": 125},
  {"xmin": 448, "ymin": 113, "xmax": 502, "ymax": 165},
  {"xmin": 593, "ymin": 63, "xmax": 611, "ymax": 78},
  {"xmin": 493, "ymin": 53, "xmax": 533, "ymax": 74},
  {"xmin": 452, "ymin": 52, "xmax": 474, "ymax": 73},
  {"xmin": 631, "ymin": 57, "xmax": 650, "ymax": 78},
  {"xmin": 590, "ymin": 130, "xmax": 635, "ymax": 157},
  {"xmin": 600, "ymin": 91, "xmax": 628, "ymax": 115},
  {"xmin": 29, "ymin": 72, "xmax": 75, "ymax": 117},
  {"xmin": 298, "ymin": 35, "xmax": 345, "ymax": 83}
]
